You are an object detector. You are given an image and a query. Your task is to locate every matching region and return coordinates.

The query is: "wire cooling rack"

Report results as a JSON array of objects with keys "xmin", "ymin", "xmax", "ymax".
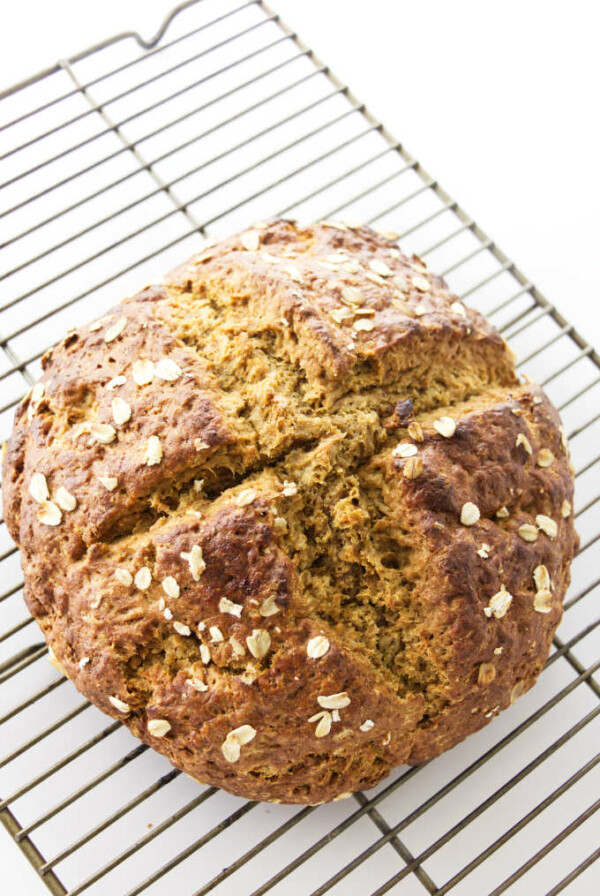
[{"xmin": 1, "ymin": 2, "xmax": 599, "ymax": 894}]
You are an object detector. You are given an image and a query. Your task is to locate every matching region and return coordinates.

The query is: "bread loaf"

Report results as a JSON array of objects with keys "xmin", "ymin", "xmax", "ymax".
[{"xmin": 2, "ymin": 220, "xmax": 577, "ymax": 804}]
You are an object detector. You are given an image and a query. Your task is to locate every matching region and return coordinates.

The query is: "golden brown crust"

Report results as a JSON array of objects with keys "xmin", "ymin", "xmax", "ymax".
[
  {"xmin": 166, "ymin": 220, "xmax": 517, "ymax": 406},
  {"xmin": 2, "ymin": 220, "xmax": 577, "ymax": 804}
]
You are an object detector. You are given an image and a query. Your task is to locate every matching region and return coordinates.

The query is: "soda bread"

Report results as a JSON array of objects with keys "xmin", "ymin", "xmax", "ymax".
[{"xmin": 2, "ymin": 220, "xmax": 577, "ymax": 803}]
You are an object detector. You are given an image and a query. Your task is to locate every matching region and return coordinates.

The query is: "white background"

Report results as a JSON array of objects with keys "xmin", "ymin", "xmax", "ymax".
[
  {"xmin": 1, "ymin": 0, "xmax": 598, "ymax": 349},
  {"xmin": 0, "ymin": 2, "xmax": 599, "ymax": 893}
]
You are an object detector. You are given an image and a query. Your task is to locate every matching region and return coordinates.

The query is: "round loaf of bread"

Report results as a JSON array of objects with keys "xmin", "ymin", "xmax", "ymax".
[{"xmin": 2, "ymin": 220, "xmax": 577, "ymax": 804}]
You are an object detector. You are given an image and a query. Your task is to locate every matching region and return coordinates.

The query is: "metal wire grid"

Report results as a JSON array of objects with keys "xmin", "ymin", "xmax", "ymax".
[{"xmin": 0, "ymin": 1, "xmax": 598, "ymax": 893}]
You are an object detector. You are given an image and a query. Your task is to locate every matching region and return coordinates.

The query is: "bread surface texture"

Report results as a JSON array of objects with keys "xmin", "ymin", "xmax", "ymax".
[{"xmin": 2, "ymin": 220, "xmax": 577, "ymax": 804}]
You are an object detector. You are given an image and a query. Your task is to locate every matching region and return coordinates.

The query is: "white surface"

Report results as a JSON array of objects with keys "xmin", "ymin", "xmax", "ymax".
[
  {"xmin": 273, "ymin": 0, "xmax": 600, "ymax": 350},
  {"xmin": 0, "ymin": 0, "xmax": 599, "ymax": 349},
  {"xmin": 0, "ymin": 834, "xmax": 47, "ymax": 896},
  {"xmin": 0, "ymin": 3, "xmax": 599, "ymax": 895}
]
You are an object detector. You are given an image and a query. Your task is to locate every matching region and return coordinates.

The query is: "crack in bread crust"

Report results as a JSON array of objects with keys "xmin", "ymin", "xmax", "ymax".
[{"xmin": 2, "ymin": 220, "xmax": 577, "ymax": 803}]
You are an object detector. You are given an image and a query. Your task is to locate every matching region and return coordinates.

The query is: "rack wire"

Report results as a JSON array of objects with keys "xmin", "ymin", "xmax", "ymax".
[{"xmin": 0, "ymin": 1, "xmax": 599, "ymax": 893}]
